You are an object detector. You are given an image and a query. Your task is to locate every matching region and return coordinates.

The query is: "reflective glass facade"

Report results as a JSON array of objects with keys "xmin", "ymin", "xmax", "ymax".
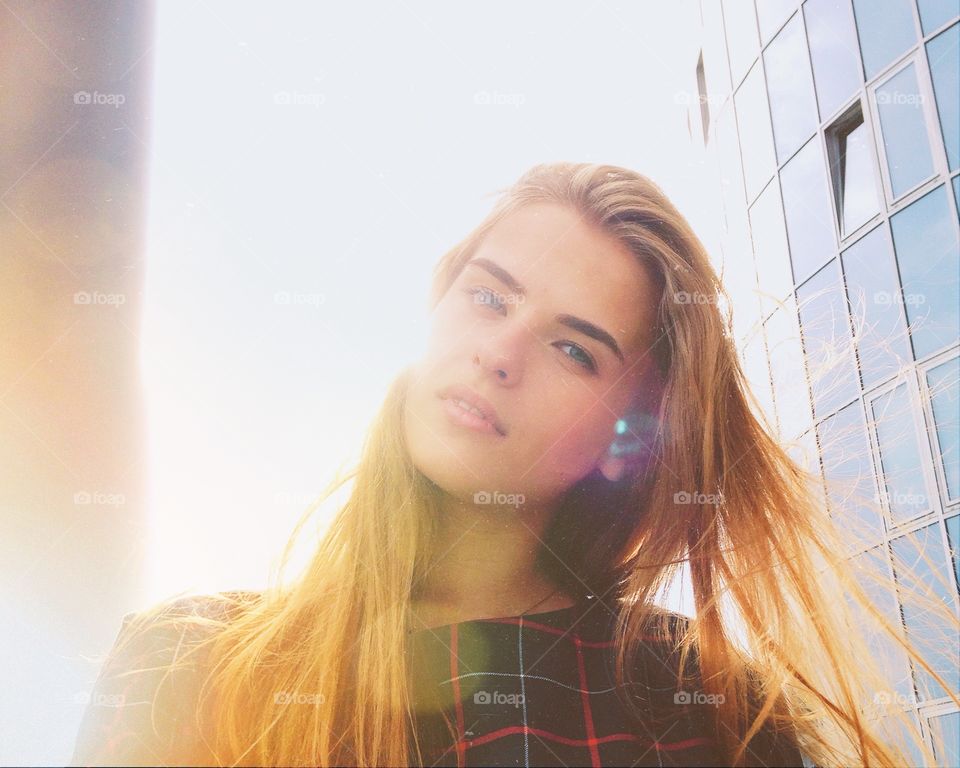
[{"xmin": 693, "ymin": 1, "xmax": 960, "ymax": 759}]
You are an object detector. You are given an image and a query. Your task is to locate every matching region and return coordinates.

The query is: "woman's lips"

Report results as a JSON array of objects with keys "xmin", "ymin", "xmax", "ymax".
[
  {"xmin": 439, "ymin": 395, "xmax": 506, "ymax": 436},
  {"xmin": 436, "ymin": 384, "xmax": 507, "ymax": 436}
]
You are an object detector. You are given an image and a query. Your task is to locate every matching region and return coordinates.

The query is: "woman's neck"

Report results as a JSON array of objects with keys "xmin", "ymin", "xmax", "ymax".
[{"xmin": 410, "ymin": 493, "xmax": 573, "ymax": 630}]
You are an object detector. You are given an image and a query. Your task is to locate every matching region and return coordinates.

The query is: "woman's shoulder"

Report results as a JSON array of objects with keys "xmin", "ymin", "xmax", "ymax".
[{"xmin": 70, "ymin": 589, "xmax": 263, "ymax": 767}]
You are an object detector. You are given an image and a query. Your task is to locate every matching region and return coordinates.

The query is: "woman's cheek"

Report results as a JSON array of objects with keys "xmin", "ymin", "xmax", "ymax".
[
  {"xmin": 426, "ymin": 306, "xmax": 475, "ymax": 360},
  {"xmin": 517, "ymin": 407, "xmax": 611, "ymax": 487}
]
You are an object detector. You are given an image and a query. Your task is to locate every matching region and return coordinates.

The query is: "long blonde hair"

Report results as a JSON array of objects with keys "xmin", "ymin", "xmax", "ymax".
[{"xmin": 133, "ymin": 162, "xmax": 958, "ymax": 766}]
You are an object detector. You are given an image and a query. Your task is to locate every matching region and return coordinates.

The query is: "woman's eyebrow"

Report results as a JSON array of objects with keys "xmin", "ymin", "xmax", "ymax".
[
  {"xmin": 465, "ymin": 257, "xmax": 625, "ymax": 365},
  {"xmin": 467, "ymin": 257, "xmax": 526, "ymax": 295}
]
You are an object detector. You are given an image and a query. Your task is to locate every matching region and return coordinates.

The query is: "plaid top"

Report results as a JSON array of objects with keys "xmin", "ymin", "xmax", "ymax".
[
  {"xmin": 407, "ymin": 596, "xmax": 805, "ymax": 768},
  {"xmin": 70, "ymin": 593, "xmax": 806, "ymax": 767},
  {"xmin": 70, "ymin": 595, "xmax": 229, "ymax": 767}
]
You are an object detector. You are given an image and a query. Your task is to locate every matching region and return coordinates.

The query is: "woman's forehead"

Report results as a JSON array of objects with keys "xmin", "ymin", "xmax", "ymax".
[{"xmin": 469, "ymin": 203, "xmax": 659, "ymax": 358}]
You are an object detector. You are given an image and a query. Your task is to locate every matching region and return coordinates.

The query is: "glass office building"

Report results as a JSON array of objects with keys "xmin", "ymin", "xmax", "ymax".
[{"xmin": 686, "ymin": 1, "xmax": 958, "ymax": 764}]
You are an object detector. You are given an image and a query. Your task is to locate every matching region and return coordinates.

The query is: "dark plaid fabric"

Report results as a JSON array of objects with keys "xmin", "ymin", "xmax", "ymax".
[
  {"xmin": 71, "ymin": 594, "xmax": 806, "ymax": 767},
  {"xmin": 407, "ymin": 597, "xmax": 806, "ymax": 768},
  {"xmin": 69, "ymin": 595, "xmax": 227, "ymax": 767}
]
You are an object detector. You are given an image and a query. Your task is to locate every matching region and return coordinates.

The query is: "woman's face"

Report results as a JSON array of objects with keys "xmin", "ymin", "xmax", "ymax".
[{"xmin": 404, "ymin": 202, "xmax": 660, "ymax": 507}]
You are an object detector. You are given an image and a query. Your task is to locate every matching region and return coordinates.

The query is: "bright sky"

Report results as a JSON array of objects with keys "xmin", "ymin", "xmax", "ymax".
[{"xmin": 141, "ymin": 1, "xmax": 710, "ymax": 608}]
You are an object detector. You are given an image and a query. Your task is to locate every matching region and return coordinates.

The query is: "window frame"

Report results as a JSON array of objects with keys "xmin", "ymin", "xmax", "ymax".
[{"xmin": 867, "ymin": 52, "xmax": 947, "ymax": 206}]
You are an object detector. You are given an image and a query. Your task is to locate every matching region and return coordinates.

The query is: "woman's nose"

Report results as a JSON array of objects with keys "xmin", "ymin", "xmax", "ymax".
[{"xmin": 473, "ymin": 327, "xmax": 526, "ymax": 386}]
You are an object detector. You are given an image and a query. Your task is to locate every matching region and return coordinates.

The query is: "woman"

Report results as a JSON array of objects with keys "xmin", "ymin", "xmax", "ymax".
[{"xmin": 71, "ymin": 162, "xmax": 957, "ymax": 767}]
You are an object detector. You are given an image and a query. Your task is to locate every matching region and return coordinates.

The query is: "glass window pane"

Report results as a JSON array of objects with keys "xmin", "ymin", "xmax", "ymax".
[
  {"xmin": 954, "ymin": 174, "xmax": 960, "ymax": 218},
  {"xmin": 818, "ymin": 401, "xmax": 885, "ymax": 545},
  {"xmin": 828, "ymin": 112, "xmax": 881, "ymax": 235},
  {"xmin": 875, "ymin": 64, "xmax": 936, "ymax": 199},
  {"xmin": 804, "ymin": 0, "xmax": 864, "ymax": 120},
  {"xmin": 755, "ymin": 0, "xmax": 797, "ymax": 42},
  {"xmin": 876, "ymin": 711, "xmax": 926, "ymax": 768},
  {"xmin": 918, "ymin": 0, "xmax": 960, "ymax": 35},
  {"xmin": 927, "ymin": 23, "xmax": 960, "ymax": 171},
  {"xmin": 797, "ymin": 260, "xmax": 859, "ymax": 417},
  {"xmin": 735, "ymin": 63, "xmax": 778, "ymax": 202},
  {"xmin": 781, "ymin": 137, "xmax": 837, "ymax": 283},
  {"xmin": 852, "ymin": 0, "xmax": 918, "ymax": 79},
  {"xmin": 839, "ymin": 121, "xmax": 880, "ymax": 232},
  {"xmin": 890, "ymin": 185, "xmax": 960, "ymax": 359},
  {"xmin": 716, "ymin": 103, "xmax": 762, "ymax": 341},
  {"xmin": 786, "ymin": 426, "xmax": 820, "ymax": 476},
  {"xmin": 764, "ymin": 13, "xmax": 819, "ymax": 162},
  {"xmin": 871, "ymin": 382, "xmax": 932, "ymax": 522},
  {"xmin": 891, "ymin": 524, "xmax": 960, "ymax": 700},
  {"xmin": 766, "ymin": 298, "xmax": 814, "ymax": 439},
  {"xmin": 928, "ymin": 711, "xmax": 960, "ymax": 768},
  {"xmin": 724, "ymin": 0, "xmax": 761, "ymax": 86},
  {"xmin": 947, "ymin": 514, "xmax": 960, "ymax": 587},
  {"xmin": 927, "ymin": 356, "xmax": 960, "ymax": 500},
  {"xmin": 841, "ymin": 224, "xmax": 911, "ymax": 388},
  {"xmin": 749, "ymin": 177, "xmax": 793, "ymax": 317},
  {"xmin": 742, "ymin": 329, "xmax": 777, "ymax": 429},
  {"xmin": 850, "ymin": 546, "xmax": 914, "ymax": 701}
]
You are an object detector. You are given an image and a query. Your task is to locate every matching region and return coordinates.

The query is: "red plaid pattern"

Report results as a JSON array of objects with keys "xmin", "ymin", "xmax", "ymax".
[
  {"xmin": 70, "ymin": 593, "xmax": 806, "ymax": 767},
  {"xmin": 406, "ymin": 597, "xmax": 806, "ymax": 767}
]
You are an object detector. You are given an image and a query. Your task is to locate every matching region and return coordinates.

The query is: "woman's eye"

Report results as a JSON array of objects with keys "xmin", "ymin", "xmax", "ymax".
[
  {"xmin": 554, "ymin": 341, "xmax": 598, "ymax": 373},
  {"xmin": 462, "ymin": 286, "xmax": 597, "ymax": 374},
  {"xmin": 463, "ymin": 286, "xmax": 505, "ymax": 314}
]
